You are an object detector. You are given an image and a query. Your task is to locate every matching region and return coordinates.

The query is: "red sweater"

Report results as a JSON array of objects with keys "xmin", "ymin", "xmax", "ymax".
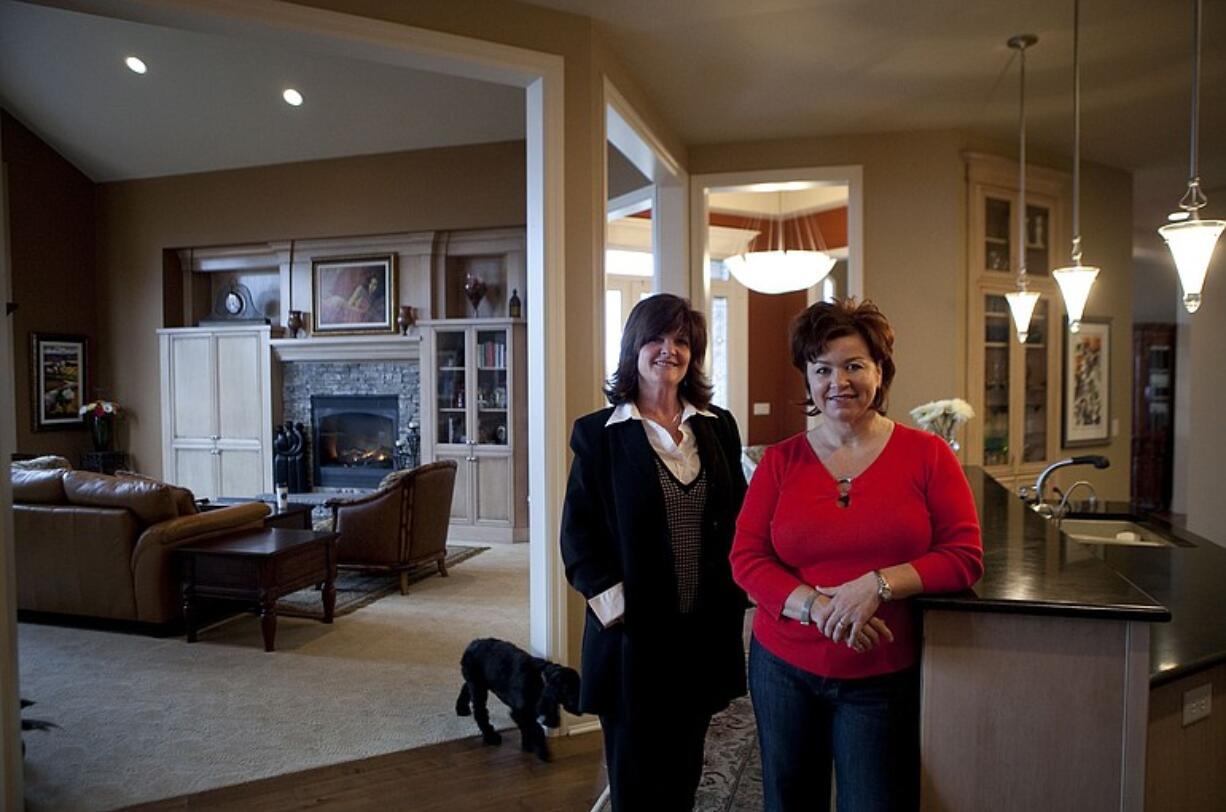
[{"xmin": 731, "ymin": 424, "xmax": 983, "ymax": 679}]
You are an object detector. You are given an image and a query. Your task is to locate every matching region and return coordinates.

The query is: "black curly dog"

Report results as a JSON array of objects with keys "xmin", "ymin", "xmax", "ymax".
[{"xmin": 455, "ymin": 638, "xmax": 581, "ymax": 761}]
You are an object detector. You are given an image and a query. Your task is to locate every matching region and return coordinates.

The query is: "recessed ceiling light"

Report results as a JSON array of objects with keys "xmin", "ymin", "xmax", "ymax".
[
  {"xmin": 282, "ymin": 88, "xmax": 303, "ymax": 107},
  {"xmin": 124, "ymin": 56, "xmax": 147, "ymax": 74}
]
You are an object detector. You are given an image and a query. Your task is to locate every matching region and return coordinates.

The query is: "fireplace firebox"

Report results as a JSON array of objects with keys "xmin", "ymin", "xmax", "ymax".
[{"xmin": 311, "ymin": 395, "xmax": 398, "ymax": 489}]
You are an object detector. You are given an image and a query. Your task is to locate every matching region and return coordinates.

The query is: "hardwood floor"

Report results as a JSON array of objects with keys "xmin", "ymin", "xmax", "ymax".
[{"xmin": 124, "ymin": 731, "xmax": 607, "ymax": 811}]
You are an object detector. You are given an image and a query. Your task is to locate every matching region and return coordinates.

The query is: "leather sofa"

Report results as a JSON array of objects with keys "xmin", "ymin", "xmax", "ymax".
[{"xmin": 12, "ymin": 467, "xmax": 269, "ymax": 624}]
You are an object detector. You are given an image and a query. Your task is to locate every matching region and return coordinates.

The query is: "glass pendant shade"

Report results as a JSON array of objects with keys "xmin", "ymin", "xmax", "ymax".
[
  {"xmin": 1005, "ymin": 289, "xmax": 1041, "ymax": 343},
  {"xmin": 1052, "ymin": 264, "xmax": 1100, "ymax": 331},
  {"xmin": 723, "ymin": 249, "xmax": 836, "ymax": 295},
  {"xmin": 1158, "ymin": 216, "xmax": 1225, "ymax": 313}
]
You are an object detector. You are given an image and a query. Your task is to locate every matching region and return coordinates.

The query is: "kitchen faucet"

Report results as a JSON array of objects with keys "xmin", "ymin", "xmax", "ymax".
[
  {"xmin": 1053, "ymin": 480, "xmax": 1098, "ymax": 522},
  {"xmin": 1019, "ymin": 455, "xmax": 1109, "ymax": 514}
]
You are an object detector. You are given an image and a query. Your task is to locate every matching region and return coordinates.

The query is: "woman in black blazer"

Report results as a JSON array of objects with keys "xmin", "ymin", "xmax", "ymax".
[{"xmin": 561, "ymin": 294, "xmax": 749, "ymax": 811}]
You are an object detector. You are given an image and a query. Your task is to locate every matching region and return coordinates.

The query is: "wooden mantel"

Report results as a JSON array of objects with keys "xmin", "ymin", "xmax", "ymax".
[{"xmin": 270, "ymin": 333, "xmax": 421, "ymax": 363}]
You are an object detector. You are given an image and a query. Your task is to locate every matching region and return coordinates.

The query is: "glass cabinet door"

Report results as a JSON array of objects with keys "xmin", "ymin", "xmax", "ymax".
[
  {"xmin": 984, "ymin": 197, "xmax": 1012, "ymax": 272},
  {"xmin": 1025, "ymin": 203, "xmax": 1051, "ymax": 277},
  {"xmin": 983, "ymin": 294, "xmax": 1011, "ymax": 466},
  {"xmin": 435, "ymin": 329, "xmax": 467, "ymax": 445},
  {"xmin": 1022, "ymin": 298, "xmax": 1049, "ymax": 463},
  {"xmin": 475, "ymin": 328, "xmax": 509, "ymax": 446}
]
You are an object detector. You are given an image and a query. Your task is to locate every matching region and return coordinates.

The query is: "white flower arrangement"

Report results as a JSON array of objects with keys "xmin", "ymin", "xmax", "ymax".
[
  {"xmin": 910, "ymin": 398, "xmax": 975, "ymax": 447},
  {"xmin": 79, "ymin": 399, "xmax": 121, "ymax": 418}
]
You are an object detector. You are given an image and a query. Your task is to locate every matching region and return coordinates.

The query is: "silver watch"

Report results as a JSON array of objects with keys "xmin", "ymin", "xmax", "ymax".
[{"xmin": 874, "ymin": 569, "xmax": 893, "ymax": 602}]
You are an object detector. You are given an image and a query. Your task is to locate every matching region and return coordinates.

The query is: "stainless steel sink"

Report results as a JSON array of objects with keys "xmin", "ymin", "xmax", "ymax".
[{"xmin": 1058, "ymin": 519, "xmax": 1172, "ymax": 547}]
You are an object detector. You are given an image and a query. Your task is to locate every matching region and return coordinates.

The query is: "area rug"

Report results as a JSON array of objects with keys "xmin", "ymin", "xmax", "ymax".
[
  {"xmin": 590, "ymin": 695, "xmax": 762, "ymax": 812},
  {"xmin": 276, "ymin": 545, "xmax": 488, "ymax": 618},
  {"xmin": 19, "ymin": 543, "xmax": 530, "ymax": 812}
]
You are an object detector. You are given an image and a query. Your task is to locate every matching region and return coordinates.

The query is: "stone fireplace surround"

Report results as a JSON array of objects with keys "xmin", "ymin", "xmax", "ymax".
[{"xmin": 277, "ymin": 339, "xmax": 421, "ymax": 492}]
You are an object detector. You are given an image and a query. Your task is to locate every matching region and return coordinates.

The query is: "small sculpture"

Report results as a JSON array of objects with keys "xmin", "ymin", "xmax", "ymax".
[
  {"xmin": 463, "ymin": 275, "xmax": 487, "ymax": 315},
  {"xmin": 287, "ymin": 310, "xmax": 304, "ymax": 339},
  {"xmin": 397, "ymin": 305, "xmax": 415, "ymax": 335}
]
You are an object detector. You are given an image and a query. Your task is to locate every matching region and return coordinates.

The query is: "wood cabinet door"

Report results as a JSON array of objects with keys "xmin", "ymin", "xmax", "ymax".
[
  {"xmin": 173, "ymin": 446, "xmax": 217, "ymax": 500},
  {"xmin": 436, "ymin": 450, "xmax": 473, "ymax": 523},
  {"xmin": 218, "ymin": 448, "xmax": 265, "ymax": 499},
  {"xmin": 169, "ymin": 334, "xmax": 215, "ymax": 440},
  {"xmin": 215, "ymin": 331, "xmax": 264, "ymax": 443},
  {"xmin": 474, "ymin": 453, "xmax": 512, "ymax": 526}
]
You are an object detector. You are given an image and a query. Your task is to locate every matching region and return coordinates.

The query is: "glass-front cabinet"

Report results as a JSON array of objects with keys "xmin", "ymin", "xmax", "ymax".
[
  {"xmin": 422, "ymin": 319, "xmax": 528, "ymax": 543},
  {"xmin": 966, "ymin": 154, "xmax": 1067, "ymax": 491}
]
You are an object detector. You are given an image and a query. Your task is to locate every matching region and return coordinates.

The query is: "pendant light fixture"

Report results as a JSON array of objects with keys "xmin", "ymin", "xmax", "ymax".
[
  {"xmin": 723, "ymin": 192, "xmax": 837, "ymax": 294},
  {"xmin": 1158, "ymin": 0, "xmax": 1224, "ymax": 313},
  {"xmin": 1005, "ymin": 34, "xmax": 1041, "ymax": 343},
  {"xmin": 1052, "ymin": 0, "xmax": 1099, "ymax": 333}
]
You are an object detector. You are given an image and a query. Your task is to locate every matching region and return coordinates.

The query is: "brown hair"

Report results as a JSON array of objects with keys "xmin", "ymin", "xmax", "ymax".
[
  {"xmin": 789, "ymin": 297, "xmax": 895, "ymax": 415},
  {"xmin": 604, "ymin": 294, "xmax": 712, "ymax": 408}
]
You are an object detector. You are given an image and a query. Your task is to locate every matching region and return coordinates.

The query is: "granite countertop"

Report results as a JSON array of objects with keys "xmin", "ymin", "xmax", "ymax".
[
  {"xmin": 1065, "ymin": 505, "xmax": 1226, "ymax": 686},
  {"xmin": 916, "ymin": 468, "xmax": 1226, "ymax": 684}
]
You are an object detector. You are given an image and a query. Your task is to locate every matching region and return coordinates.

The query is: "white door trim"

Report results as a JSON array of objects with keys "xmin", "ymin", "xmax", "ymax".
[
  {"xmin": 689, "ymin": 165, "xmax": 864, "ymax": 311},
  {"xmin": 0, "ymin": 3, "xmax": 572, "ymax": 775},
  {"xmin": 0, "ymin": 109, "xmax": 26, "ymax": 811}
]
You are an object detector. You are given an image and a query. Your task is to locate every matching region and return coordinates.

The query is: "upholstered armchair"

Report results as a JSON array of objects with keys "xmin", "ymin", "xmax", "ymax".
[{"xmin": 326, "ymin": 460, "xmax": 458, "ymax": 594}]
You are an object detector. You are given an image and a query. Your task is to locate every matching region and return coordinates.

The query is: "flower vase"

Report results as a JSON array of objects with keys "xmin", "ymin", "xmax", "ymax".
[{"xmin": 87, "ymin": 414, "xmax": 114, "ymax": 452}]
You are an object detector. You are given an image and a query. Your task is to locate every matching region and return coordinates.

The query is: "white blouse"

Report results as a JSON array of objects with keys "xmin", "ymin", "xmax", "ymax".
[{"xmin": 589, "ymin": 399, "xmax": 717, "ymax": 627}]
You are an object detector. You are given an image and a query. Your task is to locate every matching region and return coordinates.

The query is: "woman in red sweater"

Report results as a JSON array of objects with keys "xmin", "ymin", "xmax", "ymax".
[{"xmin": 730, "ymin": 298, "xmax": 983, "ymax": 812}]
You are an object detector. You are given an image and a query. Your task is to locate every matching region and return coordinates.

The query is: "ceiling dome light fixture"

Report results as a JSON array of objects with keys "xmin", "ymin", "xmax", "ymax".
[
  {"xmin": 124, "ymin": 56, "xmax": 147, "ymax": 74},
  {"xmin": 1158, "ymin": 0, "xmax": 1225, "ymax": 314},
  {"xmin": 282, "ymin": 88, "xmax": 304, "ymax": 107},
  {"xmin": 723, "ymin": 192, "xmax": 837, "ymax": 295},
  {"xmin": 1004, "ymin": 34, "xmax": 1041, "ymax": 344},
  {"xmin": 1051, "ymin": 0, "xmax": 1099, "ymax": 333}
]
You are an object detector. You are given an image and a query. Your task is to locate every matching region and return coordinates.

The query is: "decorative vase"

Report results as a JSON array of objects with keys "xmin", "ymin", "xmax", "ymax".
[
  {"xmin": 287, "ymin": 310, "xmax": 304, "ymax": 338},
  {"xmin": 463, "ymin": 275, "xmax": 487, "ymax": 316},
  {"xmin": 397, "ymin": 305, "xmax": 415, "ymax": 335},
  {"xmin": 86, "ymin": 414, "xmax": 114, "ymax": 452}
]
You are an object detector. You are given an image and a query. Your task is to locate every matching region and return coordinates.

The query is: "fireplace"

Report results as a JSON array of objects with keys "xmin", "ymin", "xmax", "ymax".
[{"xmin": 311, "ymin": 395, "xmax": 398, "ymax": 489}]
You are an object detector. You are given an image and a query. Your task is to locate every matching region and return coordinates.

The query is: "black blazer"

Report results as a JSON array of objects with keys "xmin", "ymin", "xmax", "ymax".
[{"xmin": 560, "ymin": 404, "xmax": 749, "ymax": 716}]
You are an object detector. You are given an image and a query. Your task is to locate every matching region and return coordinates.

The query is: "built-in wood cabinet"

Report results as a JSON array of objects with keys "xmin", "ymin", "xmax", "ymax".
[
  {"xmin": 158, "ymin": 325, "xmax": 275, "ymax": 500},
  {"xmin": 421, "ymin": 319, "xmax": 527, "ymax": 543},
  {"xmin": 965, "ymin": 154, "xmax": 1068, "ymax": 492}
]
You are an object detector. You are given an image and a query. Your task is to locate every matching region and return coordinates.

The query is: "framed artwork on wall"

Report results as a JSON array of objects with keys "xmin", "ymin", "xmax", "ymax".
[
  {"xmin": 1062, "ymin": 318, "xmax": 1111, "ymax": 447},
  {"xmin": 311, "ymin": 254, "xmax": 397, "ymax": 335},
  {"xmin": 30, "ymin": 332, "xmax": 88, "ymax": 431}
]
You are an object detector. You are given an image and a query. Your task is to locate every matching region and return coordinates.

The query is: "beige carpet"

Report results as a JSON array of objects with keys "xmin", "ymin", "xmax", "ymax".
[{"xmin": 18, "ymin": 543, "xmax": 530, "ymax": 812}]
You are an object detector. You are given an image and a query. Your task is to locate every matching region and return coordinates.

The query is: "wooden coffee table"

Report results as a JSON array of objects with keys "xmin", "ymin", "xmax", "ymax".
[
  {"xmin": 178, "ymin": 527, "xmax": 338, "ymax": 652},
  {"xmin": 203, "ymin": 498, "xmax": 315, "ymax": 530}
]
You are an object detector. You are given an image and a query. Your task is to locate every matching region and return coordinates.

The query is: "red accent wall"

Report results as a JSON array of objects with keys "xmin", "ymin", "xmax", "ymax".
[
  {"xmin": 746, "ymin": 290, "xmax": 809, "ymax": 445},
  {"xmin": 710, "ymin": 207, "xmax": 847, "ymax": 251}
]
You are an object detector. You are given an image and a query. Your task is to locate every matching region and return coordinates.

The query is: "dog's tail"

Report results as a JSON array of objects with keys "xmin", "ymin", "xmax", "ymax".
[{"xmin": 455, "ymin": 683, "xmax": 472, "ymax": 717}]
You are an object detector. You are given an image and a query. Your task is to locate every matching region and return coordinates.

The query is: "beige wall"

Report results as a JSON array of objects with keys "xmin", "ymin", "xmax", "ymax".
[
  {"xmin": 691, "ymin": 131, "xmax": 1136, "ymax": 500},
  {"xmin": 691, "ymin": 130, "xmax": 969, "ymax": 429},
  {"xmin": 1048, "ymin": 160, "xmax": 1134, "ymax": 500},
  {"xmin": 96, "ymin": 141, "xmax": 526, "ymax": 477},
  {"xmin": 1183, "ymin": 216, "xmax": 1226, "ymax": 546},
  {"xmin": 2, "ymin": 111, "xmax": 99, "ymax": 460}
]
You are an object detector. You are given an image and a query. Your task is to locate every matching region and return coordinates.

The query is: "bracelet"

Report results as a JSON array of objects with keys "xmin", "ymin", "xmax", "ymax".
[{"xmin": 797, "ymin": 590, "xmax": 819, "ymax": 625}]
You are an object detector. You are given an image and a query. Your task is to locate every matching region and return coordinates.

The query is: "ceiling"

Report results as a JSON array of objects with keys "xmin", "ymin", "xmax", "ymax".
[
  {"xmin": 0, "ymin": 0, "xmax": 1222, "ymax": 234},
  {"xmin": 531, "ymin": 0, "xmax": 1226, "ymax": 228},
  {"xmin": 0, "ymin": 0, "xmax": 524, "ymax": 181}
]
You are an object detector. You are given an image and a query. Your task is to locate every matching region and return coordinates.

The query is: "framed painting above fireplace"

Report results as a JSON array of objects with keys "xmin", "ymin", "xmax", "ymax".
[{"xmin": 311, "ymin": 254, "xmax": 397, "ymax": 335}]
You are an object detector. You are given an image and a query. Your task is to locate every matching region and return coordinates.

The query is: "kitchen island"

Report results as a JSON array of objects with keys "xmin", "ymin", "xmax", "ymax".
[{"xmin": 915, "ymin": 468, "xmax": 1225, "ymax": 811}]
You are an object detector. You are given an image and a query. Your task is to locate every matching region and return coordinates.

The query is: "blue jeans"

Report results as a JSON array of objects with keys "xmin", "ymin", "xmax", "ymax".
[{"xmin": 749, "ymin": 637, "xmax": 920, "ymax": 812}]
